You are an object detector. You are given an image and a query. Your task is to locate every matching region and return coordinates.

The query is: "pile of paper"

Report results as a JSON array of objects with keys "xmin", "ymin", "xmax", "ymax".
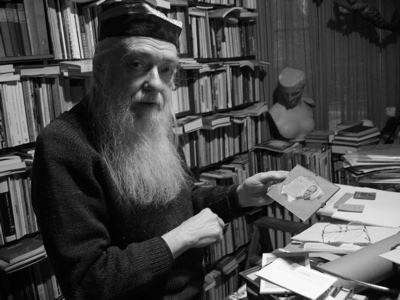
[
  {"xmin": 255, "ymin": 253, "xmax": 337, "ymax": 299},
  {"xmin": 343, "ymin": 143, "xmax": 400, "ymax": 176}
]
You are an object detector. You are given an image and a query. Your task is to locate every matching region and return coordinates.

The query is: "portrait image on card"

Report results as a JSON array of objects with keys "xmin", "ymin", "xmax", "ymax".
[{"xmin": 282, "ymin": 175, "xmax": 325, "ymax": 202}]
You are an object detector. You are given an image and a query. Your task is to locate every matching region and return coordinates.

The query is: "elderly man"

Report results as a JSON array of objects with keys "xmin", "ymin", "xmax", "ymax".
[{"xmin": 31, "ymin": 2, "xmax": 287, "ymax": 299}]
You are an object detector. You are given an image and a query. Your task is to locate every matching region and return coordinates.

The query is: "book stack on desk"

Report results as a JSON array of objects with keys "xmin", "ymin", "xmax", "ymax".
[{"xmin": 331, "ymin": 124, "xmax": 380, "ymax": 154}]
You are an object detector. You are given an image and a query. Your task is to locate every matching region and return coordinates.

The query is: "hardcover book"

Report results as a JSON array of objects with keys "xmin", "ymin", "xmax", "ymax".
[
  {"xmin": 267, "ymin": 164, "xmax": 340, "ymax": 222},
  {"xmin": 176, "ymin": 115, "xmax": 203, "ymax": 133},
  {"xmin": 0, "ymin": 237, "xmax": 44, "ymax": 264},
  {"xmin": 253, "ymin": 139, "xmax": 299, "ymax": 153},
  {"xmin": 337, "ymin": 124, "xmax": 378, "ymax": 137}
]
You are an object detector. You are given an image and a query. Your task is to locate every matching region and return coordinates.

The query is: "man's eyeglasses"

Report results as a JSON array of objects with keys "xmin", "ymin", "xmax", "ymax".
[{"xmin": 321, "ymin": 222, "xmax": 371, "ymax": 244}]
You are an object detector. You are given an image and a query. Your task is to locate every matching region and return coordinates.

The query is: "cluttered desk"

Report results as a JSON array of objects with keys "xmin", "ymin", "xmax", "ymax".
[{"xmin": 237, "ymin": 166, "xmax": 400, "ymax": 300}]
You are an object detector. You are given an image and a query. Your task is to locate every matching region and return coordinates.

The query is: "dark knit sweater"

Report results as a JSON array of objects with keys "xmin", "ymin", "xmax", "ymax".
[{"xmin": 31, "ymin": 101, "xmax": 245, "ymax": 300}]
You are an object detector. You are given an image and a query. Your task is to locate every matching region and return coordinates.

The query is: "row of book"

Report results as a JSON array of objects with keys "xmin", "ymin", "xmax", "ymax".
[
  {"xmin": 189, "ymin": 6, "xmax": 257, "ymax": 59},
  {"xmin": 204, "ymin": 247, "xmax": 247, "ymax": 300},
  {"xmin": 196, "ymin": 117, "xmax": 257, "ymax": 168},
  {"xmin": 203, "ymin": 215, "xmax": 251, "ymax": 267},
  {"xmin": 0, "ymin": 65, "xmax": 87, "ymax": 148},
  {"xmin": 249, "ymin": 139, "xmax": 333, "ymax": 181},
  {"xmin": 0, "ymin": 257, "xmax": 62, "ymax": 299},
  {"xmin": 200, "ymin": 154, "xmax": 254, "ymax": 299},
  {"xmin": 199, "ymin": 156, "xmax": 250, "ymax": 187},
  {"xmin": 190, "ymin": 0, "xmax": 257, "ymax": 9},
  {"xmin": 177, "ymin": 104, "xmax": 267, "ymax": 169},
  {"xmin": 42, "ymin": 0, "xmax": 258, "ymax": 61},
  {"xmin": 46, "ymin": 0, "xmax": 188, "ymax": 59},
  {"xmin": 0, "ymin": 0, "xmax": 50, "ymax": 58},
  {"xmin": 0, "ymin": 172, "xmax": 36, "ymax": 246},
  {"xmin": 174, "ymin": 60, "xmax": 264, "ymax": 115}
]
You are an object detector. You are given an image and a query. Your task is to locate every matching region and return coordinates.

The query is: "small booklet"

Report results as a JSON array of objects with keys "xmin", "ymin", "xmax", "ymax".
[{"xmin": 267, "ymin": 165, "xmax": 340, "ymax": 222}]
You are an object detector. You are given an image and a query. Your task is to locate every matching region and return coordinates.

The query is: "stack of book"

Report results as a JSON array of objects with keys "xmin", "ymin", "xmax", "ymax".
[
  {"xmin": 305, "ymin": 130, "xmax": 335, "ymax": 147},
  {"xmin": 0, "ymin": 237, "xmax": 46, "ymax": 273},
  {"xmin": 173, "ymin": 115, "xmax": 203, "ymax": 135},
  {"xmin": 201, "ymin": 114, "xmax": 231, "ymax": 130},
  {"xmin": 331, "ymin": 124, "xmax": 380, "ymax": 154}
]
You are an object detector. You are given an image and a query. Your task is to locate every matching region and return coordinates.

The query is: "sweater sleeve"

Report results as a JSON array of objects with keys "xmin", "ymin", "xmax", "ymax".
[
  {"xmin": 190, "ymin": 184, "xmax": 252, "ymax": 222},
  {"xmin": 31, "ymin": 119, "xmax": 175, "ymax": 300}
]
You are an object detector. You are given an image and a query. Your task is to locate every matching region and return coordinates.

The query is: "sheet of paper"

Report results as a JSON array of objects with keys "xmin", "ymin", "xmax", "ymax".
[
  {"xmin": 379, "ymin": 246, "xmax": 400, "ymax": 265},
  {"xmin": 259, "ymin": 253, "xmax": 310, "ymax": 294},
  {"xmin": 303, "ymin": 242, "xmax": 362, "ymax": 253},
  {"xmin": 255, "ymin": 258, "xmax": 337, "ymax": 300}
]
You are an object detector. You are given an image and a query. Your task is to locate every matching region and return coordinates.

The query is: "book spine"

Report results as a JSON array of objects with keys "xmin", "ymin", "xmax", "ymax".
[
  {"xmin": 40, "ymin": 77, "xmax": 51, "ymax": 126},
  {"xmin": 21, "ymin": 78, "xmax": 37, "ymax": 142},
  {"xmin": 0, "ymin": 83, "xmax": 11, "ymax": 148},
  {"xmin": 9, "ymin": 81, "xmax": 24, "ymax": 146},
  {"xmin": 72, "ymin": 2, "xmax": 84, "ymax": 58},
  {"xmin": 39, "ymin": 259, "xmax": 55, "ymax": 300},
  {"xmin": 0, "ymin": 178, "xmax": 16, "ymax": 243},
  {"xmin": 7, "ymin": 176, "xmax": 23, "ymax": 239},
  {"xmin": 0, "ymin": 31, "xmax": 6, "ymax": 58},
  {"xmin": 63, "ymin": 0, "xmax": 80, "ymax": 59},
  {"xmin": 15, "ymin": 81, "xmax": 30, "ymax": 144},
  {"xmin": 33, "ymin": 0, "xmax": 50, "ymax": 55},
  {"xmin": 5, "ymin": 3, "xmax": 21, "ymax": 56},
  {"xmin": 77, "ymin": 4, "xmax": 89, "ymax": 58},
  {"xmin": 57, "ymin": 0, "xmax": 71, "ymax": 59},
  {"xmin": 13, "ymin": 174, "xmax": 28, "ymax": 237},
  {"xmin": 32, "ymin": 262, "xmax": 48, "ymax": 300},
  {"xmin": 16, "ymin": 2, "xmax": 32, "ymax": 56},
  {"xmin": 23, "ymin": 0, "xmax": 40, "ymax": 55},
  {"xmin": 54, "ymin": 0, "xmax": 68, "ymax": 59},
  {"xmin": 12, "ymin": 3, "xmax": 27, "ymax": 56},
  {"xmin": 4, "ymin": 82, "xmax": 21, "ymax": 146},
  {"xmin": 0, "ymin": 223, "xmax": 3, "ymax": 245},
  {"xmin": 0, "ymin": 5, "xmax": 14, "ymax": 57},
  {"xmin": 45, "ymin": 0, "xmax": 63, "ymax": 59}
]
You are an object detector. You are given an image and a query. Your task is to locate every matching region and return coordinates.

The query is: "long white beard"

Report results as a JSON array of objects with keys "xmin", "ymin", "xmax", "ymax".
[{"xmin": 90, "ymin": 88, "xmax": 189, "ymax": 207}]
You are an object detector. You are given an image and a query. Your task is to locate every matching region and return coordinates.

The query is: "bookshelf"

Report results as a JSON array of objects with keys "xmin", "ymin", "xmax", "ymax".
[{"xmin": 0, "ymin": 0, "xmax": 264, "ymax": 299}]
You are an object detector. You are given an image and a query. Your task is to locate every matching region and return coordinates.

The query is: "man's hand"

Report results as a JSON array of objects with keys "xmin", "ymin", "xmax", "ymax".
[
  {"xmin": 236, "ymin": 171, "xmax": 288, "ymax": 207},
  {"xmin": 162, "ymin": 208, "xmax": 224, "ymax": 259}
]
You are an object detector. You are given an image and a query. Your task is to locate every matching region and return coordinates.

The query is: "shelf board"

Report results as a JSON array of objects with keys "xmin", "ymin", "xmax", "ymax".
[{"xmin": 0, "ymin": 55, "xmax": 55, "ymax": 64}]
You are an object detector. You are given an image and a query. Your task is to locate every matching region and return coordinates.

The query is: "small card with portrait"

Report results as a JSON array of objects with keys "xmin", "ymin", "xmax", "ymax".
[{"xmin": 267, "ymin": 165, "xmax": 340, "ymax": 222}]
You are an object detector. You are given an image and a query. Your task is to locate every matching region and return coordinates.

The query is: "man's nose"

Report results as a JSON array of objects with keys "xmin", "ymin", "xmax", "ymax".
[{"xmin": 144, "ymin": 67, "xmax": 164, "ymax": 91}]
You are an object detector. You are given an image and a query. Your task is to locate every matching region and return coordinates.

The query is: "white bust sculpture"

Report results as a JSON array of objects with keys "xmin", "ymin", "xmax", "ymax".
[{"xmin": 268, "ymin": 67, "xmax": 316, "ymax": 141}]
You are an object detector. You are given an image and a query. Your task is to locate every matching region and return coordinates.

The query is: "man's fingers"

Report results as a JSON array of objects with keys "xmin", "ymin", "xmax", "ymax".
[{"xmin": 258, "ymin": 171, "xmax": 288, "ymax": 184}]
